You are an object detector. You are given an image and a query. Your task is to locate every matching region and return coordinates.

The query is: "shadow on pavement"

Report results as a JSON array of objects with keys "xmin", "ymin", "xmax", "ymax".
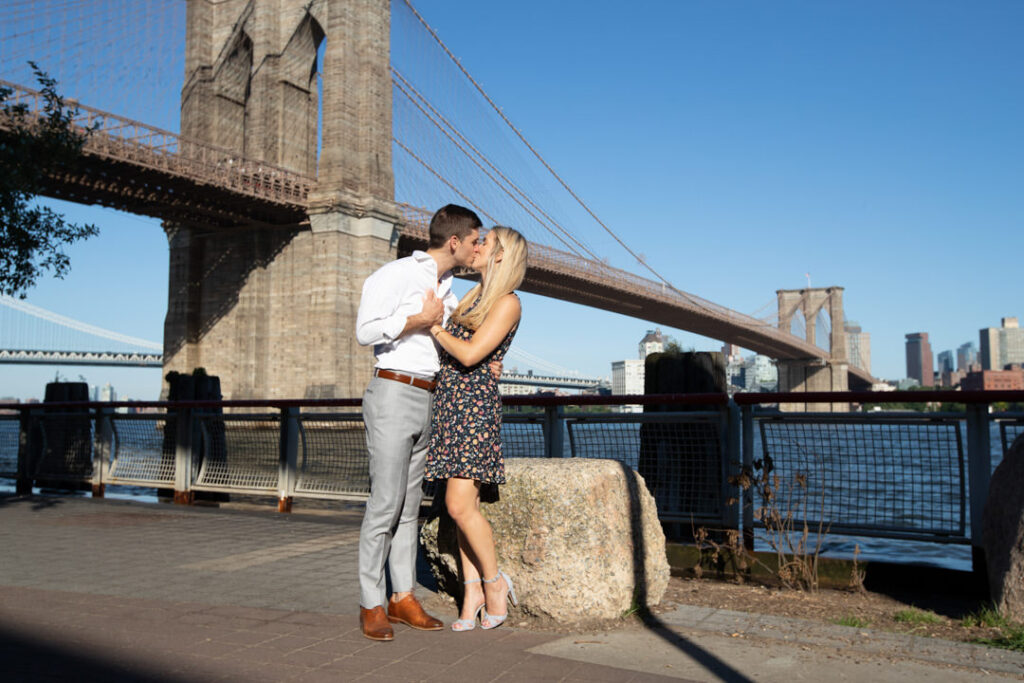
[
  {"xmin": 620, "ymin": 461, "xmax": 754, "ymax": 683},
  {"xmin": 0, "ymin": 492, "xmax": 66, "ymax": 511},
  {"xmin": 0, "ymin": 622, "xmax": 186, "ymax": 683}
]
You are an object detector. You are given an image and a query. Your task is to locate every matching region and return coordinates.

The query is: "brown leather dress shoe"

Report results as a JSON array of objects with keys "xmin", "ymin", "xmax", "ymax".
[
  {"xmin": 387, "ymin": 594, "xmax": 443, "ymax": 631},
  {"xmin": 360, "ymin": 606, "xmax": 394, "ymax": 641}
]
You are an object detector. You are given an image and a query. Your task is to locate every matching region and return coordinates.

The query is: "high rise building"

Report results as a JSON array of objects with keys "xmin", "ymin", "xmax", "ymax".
[
  {"xmin": 979, "ymin": 317, "xmax": 1024, "ymax": 370},
  {"xmin": 1003, "ymin": 317, "xmax": 1024, "ymax": 368},
  {"xmin": 905, "ymin": 332, "xmax": 934, "ymax": 387},
  {"xmin": 610, "ymin": 330, "xmax": 665, "ymax": 413},
  {"xmin": 610, "ymin": 359, "xmax": 644, "ymax": 413},
  {"xmin": 980, "ymin": 328, "xmax": 1000, "ymax": 370},
  {"xmin": 936, "ymin": 350, "xmax": 954, "ymax": 374},
  {"xmin": 956, "ymin": 342, "xmax": 978, "ymax": 371},
  {"xmin": 742, "ymin": 355, "xmax": 777, "ymax": 391},
  {"xmin": 611, "ymin": 360, "xmax": 645, "ymax": 394},
  {"xmin": 638, "ymin": 329, "xmax": 665, "ymax": 359},
  {"xmin": 98, "ymin": 383, "xmax": 117, "ymax": 402},
  {"xmin": 844, "ymin": 321, "xmax": 871, "ymax": 373}
]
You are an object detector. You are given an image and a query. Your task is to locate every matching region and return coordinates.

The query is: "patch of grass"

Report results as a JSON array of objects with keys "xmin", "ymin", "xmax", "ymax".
[
  {"xmin": 973, "ymin": 624, "xmax": 1024, "ymax": 652},
  {"xmin": 621, "ymin": 589, "xmax": 648, "ymax": 619},
  {"xmin": 893, "ymin": 607, "xmax": 942, "ymax": 625},
  {"xmin": 962, "ymin": 604, "xmax": 1008, "ymax": 629},
  {"xmin": 833, "ymin": 615, "xmax": 869, "ymax": 628}
]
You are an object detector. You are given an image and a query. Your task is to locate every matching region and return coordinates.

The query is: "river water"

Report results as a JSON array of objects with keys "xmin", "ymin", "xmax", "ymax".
[{"xmin": 1, "ymin": 417, "xmax": 1016, "ymax": 572}]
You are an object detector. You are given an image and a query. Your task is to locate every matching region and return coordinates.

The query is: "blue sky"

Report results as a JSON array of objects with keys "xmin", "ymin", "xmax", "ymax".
[{"xmin": 2, "ymin": 0, "xmax": 1023, "ymax": 400}]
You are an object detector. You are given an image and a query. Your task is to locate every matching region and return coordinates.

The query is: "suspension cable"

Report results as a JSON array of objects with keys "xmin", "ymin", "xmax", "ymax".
[{"xmin": 401, "ymin": 0, "xmax": 688, "ymax": 293}]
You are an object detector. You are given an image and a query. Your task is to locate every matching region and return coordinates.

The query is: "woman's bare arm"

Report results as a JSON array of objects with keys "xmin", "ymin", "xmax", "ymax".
[{"xmin": 430, "ymin": 294, "xmax": 521, "ymax": 367}]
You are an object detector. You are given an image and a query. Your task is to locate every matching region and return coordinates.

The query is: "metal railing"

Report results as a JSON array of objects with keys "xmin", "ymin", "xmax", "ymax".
[
  {"xmin": 997, "ymin": 413, "xmax": 1024, "ymax": 457},
  {"xmin": 3, "ymin": 391, "xmax": 1022, "ymax": 570},
  {"xmin": 753, "ymin": 413, "xmax": 966, "ymax": 541}
]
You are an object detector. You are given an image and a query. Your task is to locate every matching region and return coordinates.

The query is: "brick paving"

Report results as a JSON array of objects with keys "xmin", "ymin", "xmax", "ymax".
[
  {"xmin": 3, "ymin": 493, "xmax": 1023, "ymax": 682},
  {"xmin": 0, "ymin": 495, "xmax": 685, "ymax": 682}
]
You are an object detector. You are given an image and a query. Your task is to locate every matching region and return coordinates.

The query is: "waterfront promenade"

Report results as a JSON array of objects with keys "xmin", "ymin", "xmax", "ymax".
[{"xmin": 1, "ymin": 494, "xmax": 1023, "ymax": 682}]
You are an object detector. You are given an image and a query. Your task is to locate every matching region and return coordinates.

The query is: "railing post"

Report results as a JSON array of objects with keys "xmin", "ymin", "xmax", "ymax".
[
  {"xmin": 965, "ymin": 402, "xmax": 992, "ymax": 576},
  {"xmin": 15, "ymin": 408, "xmax": 39, "ymax": 495},
  {"xmin": 724, "ymin": 401, "xmax": 741, "ymax": 534},
  {"xmin": 278, "ymin": 407, "xmax": 300, "ymax": 513},
  {"xmin": 92, "ymin": 407, "xmax": 113, "ymax": 498},
  {"xmin": 543, "ymin": 405, "xmax": 565, "ymax": 458},
  {"xmin": 741, "ymin": 404, "xmax": 755, "ymax": 552},
  {"xmin": 173, "ymin": 406, "xmax": 194, "ymax": 505}
]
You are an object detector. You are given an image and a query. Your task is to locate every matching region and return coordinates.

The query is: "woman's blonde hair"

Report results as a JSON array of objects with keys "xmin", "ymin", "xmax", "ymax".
[{"xmin": 451, "ymin": 226, "xmax": 527, "ymax": 330}]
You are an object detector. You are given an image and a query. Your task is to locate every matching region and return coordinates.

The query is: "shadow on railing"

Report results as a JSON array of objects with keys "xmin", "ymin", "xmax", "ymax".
[{"xmin": 2, "ymin": 391, "xmax": 1023, "ymax": 568}]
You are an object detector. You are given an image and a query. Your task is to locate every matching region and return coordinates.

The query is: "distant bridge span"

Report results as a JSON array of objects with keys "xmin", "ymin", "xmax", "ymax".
[
  {"xmin": 397, "ymin": 208, "xmax": 873, "ymax": 387},
  {"xmin": 1, "ymin": 80, "xmax": 871, "ymax": 389},
  {"xmin": 0, "ymin": 349, "xmax": 603, "ymax": 390},
  {"xmin": 0, "ymin": 350, "xmax": 162, "ymax": 368}
]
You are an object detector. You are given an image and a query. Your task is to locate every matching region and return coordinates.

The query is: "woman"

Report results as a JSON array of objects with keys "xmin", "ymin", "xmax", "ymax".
[{"xmin": 425, "ymin": 225, "xmax": 528, "ymax": 631}]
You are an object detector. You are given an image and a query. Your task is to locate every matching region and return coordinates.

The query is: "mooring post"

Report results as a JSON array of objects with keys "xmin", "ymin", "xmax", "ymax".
[
  {"xmin": 543, "ymin": 405, "xmax": 565, "ymax": 458},
  {"xmin": 277, "ymin": 406, "xmax": 300, "ymax": 513},
  {"xmin": 92, "ymin": 406, "xmax": 113, "ymax": 498},
  {"xmin": 741, "ymin": 404, "xmax": 755, "ymax": 552},
  {"xmin": 965, "ymin": 401, "xmax": 992, "ymax": 577},
  {"xmin": 15, "ymin": 408, "xmax": 40, "ymax": 495},
  {"xmin": 173, "ymin": 406, "xmax": 194, "ymax": 505},
  {"xmin": 724, "ymin": 400, "xmax": 741, "ymax": 535}
]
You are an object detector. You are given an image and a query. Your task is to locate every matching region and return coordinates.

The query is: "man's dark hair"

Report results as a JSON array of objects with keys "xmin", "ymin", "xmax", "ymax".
[{"xmin": 428, "ymin": 204, "xmax": 482, "ymax": 248}]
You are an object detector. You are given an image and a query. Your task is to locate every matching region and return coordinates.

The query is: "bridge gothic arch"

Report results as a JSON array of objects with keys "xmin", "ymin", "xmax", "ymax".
[
  {"xmin": 775, "ymin": 287, "xmax": 849, "ymax": 410},
  {"xmin": 814, "ymin": 306, "xmax": 832, "ymax": 354},
  {"xmin": 786, "ymin": 308, "xmax": 806, "ymax": 342},
  {"xmin": 776, "ymin": 287, "xmax": 845, "ymax": 358}
]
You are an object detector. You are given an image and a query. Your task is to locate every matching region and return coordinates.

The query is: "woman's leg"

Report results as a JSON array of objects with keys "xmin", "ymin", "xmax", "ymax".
[
  {"xmin": 455, "ymin": 527, "xmax": 485, "ymax": 620},
  {"xmin": 450, "ymin": 482, "xmax": 485, "ymax": 620},
  {"xmin": 446, "ymin": 477, "xmax": 508, "ymax": 621}
]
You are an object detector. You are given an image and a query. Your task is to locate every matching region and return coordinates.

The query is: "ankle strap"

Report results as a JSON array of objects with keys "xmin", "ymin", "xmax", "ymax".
[
  {"xmin": 482, "ymin": 574, "xmax": 500, "ymax": 584},
  {"xmin": 463, "ymin": 578, "xmax": 481, "ymax": 584}
]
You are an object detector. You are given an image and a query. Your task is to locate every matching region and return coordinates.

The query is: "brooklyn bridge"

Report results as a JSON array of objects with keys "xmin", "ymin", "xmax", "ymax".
[{"xmin": 0, "ymin": 0, "xmax": 873, "ymax": 399}]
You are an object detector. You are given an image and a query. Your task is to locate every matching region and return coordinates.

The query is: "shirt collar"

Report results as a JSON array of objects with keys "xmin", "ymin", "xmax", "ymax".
[{"xmin": 412, "ymin": 250, "xmax": 452, "ymax": 286}]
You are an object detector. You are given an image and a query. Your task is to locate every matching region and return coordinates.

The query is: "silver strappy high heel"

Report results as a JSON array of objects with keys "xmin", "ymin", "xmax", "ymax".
[
  {"xmin": 480, "ymin": 570, "xmax": 517, "ymax": 630},
  {"xmin": 451, "ymin": 578, "xmax": 484, "ymax": 632}
]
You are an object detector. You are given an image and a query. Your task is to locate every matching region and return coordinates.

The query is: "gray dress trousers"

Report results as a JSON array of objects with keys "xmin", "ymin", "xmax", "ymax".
[{"xmin": 358, "ymin": 374, "xmax": 433, "ymax": 609}]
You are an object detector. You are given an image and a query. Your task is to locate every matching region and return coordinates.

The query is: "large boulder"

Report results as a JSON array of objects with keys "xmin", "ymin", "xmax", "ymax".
[
  {"xmin": 982, "ymin": 432, "xmax": 1024, "ymax": 621},
  {"xmin": 420, "ymin": 458, "xmax": 670, "ymax": 626}
]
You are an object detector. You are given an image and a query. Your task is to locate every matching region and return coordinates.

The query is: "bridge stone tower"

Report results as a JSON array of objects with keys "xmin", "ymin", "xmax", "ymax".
[
  {"xmin": 776, "ymin": 287, "xmax": 849, "ymax": 411},
  {"xmin": 164, "ymin": 0, "xmax": 399, "ymax": 399}
]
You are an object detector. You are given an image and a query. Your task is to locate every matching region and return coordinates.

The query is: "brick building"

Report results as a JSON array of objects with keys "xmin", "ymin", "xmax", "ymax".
[{"xmin": 961, "ymin": 368, "xmax": 1024, "ymax": 391}]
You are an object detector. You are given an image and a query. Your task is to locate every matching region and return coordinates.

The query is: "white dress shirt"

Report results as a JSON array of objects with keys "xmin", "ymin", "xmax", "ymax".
[{"xmin": 355, "ymin": 251, "xmax": 458, "ymax": 377}]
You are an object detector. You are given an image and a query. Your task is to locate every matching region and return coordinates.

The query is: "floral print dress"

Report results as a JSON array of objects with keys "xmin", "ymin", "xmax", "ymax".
[{"xmin": 425, "ymin": 299, "xmax": 518, "ymax": 484}]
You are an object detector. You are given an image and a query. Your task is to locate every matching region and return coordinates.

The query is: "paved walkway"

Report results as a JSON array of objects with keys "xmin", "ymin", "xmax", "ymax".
[{"xmin": 1, "ymin": 494, "xmax": 1022, "ymax": 682}]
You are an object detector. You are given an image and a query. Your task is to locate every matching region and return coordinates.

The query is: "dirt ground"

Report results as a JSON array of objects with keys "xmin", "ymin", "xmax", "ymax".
[
  {"xmin": 421, "ymin": 572, "xmax": 1004, "ymax": 645},
  {"xmin": 661, "ymin": 574, "xmax": 1002, "ymax": 644}
]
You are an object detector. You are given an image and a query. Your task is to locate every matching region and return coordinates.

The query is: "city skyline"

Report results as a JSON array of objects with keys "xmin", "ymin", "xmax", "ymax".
[{"xmin": 2, "ymin": 1, "xmax": 1023, "ymax": 399}]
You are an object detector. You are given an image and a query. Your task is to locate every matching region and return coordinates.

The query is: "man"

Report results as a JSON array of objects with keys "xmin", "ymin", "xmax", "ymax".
[{"xmin": 354, "ymin": 204, "xmax": 482, "ymax": 641}]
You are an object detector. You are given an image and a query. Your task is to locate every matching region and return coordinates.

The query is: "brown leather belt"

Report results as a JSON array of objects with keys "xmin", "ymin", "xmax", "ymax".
[{"xmin": 375, "ymin": 368, "xmax": 437, "ymax": 392}]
